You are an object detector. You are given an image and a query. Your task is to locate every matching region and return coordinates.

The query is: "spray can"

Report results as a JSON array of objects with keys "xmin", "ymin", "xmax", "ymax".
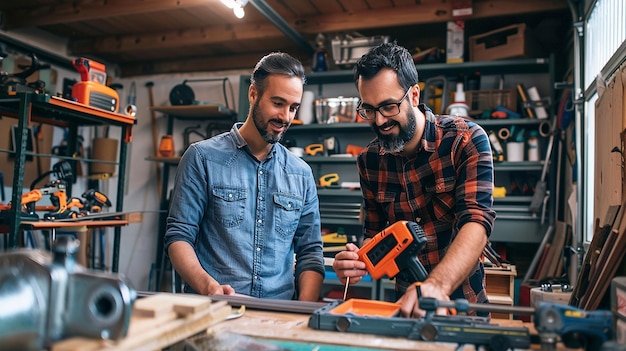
[{"xmin": 527, "ymin": 131, "xmax": 540, "ymax": 162}]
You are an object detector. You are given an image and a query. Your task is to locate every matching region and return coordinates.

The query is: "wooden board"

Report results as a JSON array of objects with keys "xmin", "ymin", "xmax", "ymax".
[{"xmin": 52, "ymin": 293, "xmax": 232, "ymax": 351}]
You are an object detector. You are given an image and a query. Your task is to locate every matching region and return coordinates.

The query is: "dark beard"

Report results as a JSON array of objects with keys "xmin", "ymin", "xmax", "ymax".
[
  {"xmin": 373, "ymin": 108, "xmax": 416, "ymax": 153},
  {"xmin": 252, "ymin": 101, "xmax": 288, "ymax": 144}
]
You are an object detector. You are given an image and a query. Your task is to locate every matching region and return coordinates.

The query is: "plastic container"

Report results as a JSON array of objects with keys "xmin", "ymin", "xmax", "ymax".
[{"xmin": 527, "ymin": 132, "xmax": 540, "ymax": 162}]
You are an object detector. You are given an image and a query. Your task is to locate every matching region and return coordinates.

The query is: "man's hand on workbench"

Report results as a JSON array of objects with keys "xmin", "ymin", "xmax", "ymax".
[
  {"xmin": 332, "ymin": 243, "xmax": 368, "ymax": 284},
  {"xmin": 398, "ymin": 281, "xmax": 450, "ymax": 318},
  {"xmin": 204, "ymin": 282, "xmax": 236, "ymax": 296}
]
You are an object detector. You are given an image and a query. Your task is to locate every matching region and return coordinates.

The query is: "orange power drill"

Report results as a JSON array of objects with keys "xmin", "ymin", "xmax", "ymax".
[
  {"xmin": 357, "ymin": 220, "xmax": 429, "ymax": 283},
  {"xmin": 81, "ymin": 189, "xmax": 112, "ymax": 213}
]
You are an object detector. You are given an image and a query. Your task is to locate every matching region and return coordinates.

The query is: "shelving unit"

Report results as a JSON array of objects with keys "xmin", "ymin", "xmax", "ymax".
[
  {"xmin": 148, "ymin": 104, "xmax": 237, "ymax": 292},
  {"xmin": 0, "ymin": 92, "xmax": 136, "ymax": 272},
  {"xmin": 237, "ymin": 57, "xmax": 557, "ymax": 245}
]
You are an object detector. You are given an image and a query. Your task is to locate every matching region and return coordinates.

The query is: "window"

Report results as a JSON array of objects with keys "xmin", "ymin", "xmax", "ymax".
[{"xmin": 583, "ymin": 0, "xmax": 626, "ymax": 242}]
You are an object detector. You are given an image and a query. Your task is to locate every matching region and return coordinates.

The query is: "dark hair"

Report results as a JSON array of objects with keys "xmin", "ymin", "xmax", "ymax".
[
  {"xmin": 353, "ymin": 42, "xmax": 418, "ymax": 91},
  {"xmin": 251, "ymin": 52, "xmax": 306, "ymax": 95}
]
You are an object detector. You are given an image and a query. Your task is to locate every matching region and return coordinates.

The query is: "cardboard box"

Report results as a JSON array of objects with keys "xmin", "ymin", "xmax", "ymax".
[
  {"xmin": 446, "ymin": 21, "xmax": 465, "ymax": 63},
  {"xmin": 469, "ymin": 23, "xmax": 540, "ymax": 62}
]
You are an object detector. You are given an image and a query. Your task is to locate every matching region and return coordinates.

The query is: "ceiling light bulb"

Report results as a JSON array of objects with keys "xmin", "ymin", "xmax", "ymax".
[{"xmin": 233, "ymin": 7, "xmax": 245, "ymax": 19}]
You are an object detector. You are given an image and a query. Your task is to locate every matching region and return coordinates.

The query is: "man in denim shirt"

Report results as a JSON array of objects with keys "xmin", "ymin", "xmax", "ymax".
[{"xmin": 164, "ymin": 52, "xmax": 325, "ymax": 301}]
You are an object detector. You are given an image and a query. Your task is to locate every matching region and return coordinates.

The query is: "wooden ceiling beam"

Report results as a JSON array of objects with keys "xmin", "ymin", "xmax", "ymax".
[
  {"xmin": 119, "ymin": 52, "xmax": 274, "ymax": 77},
  {"xmin": 0, "ymin": 0, "xmax": 221, "ymax": 29},
  {"xmin": 292, "ymin": 0, "xmax": 568, "ymax": 33},
  {"xmin": 69, "ymin": 23, "xmax": 285, "ymax": 54},
  {"xmin": 71, "ymin": 0, "xmax": 567, "ymax": 55}
]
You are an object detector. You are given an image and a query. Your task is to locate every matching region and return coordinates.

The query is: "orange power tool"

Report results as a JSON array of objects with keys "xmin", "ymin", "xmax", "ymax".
[{"xmin": 357, "ymin": 220, "xmax": 428, "ymax": 283}]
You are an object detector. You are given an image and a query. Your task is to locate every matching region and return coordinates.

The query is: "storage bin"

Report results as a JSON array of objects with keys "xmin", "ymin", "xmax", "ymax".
[
  {"xmin": 459, "ymin": 89, "xmax": 517, "ymax": 116},
  {"xmin": 469, "ymin": 23, "xmax": 541, "ymax": 61}
]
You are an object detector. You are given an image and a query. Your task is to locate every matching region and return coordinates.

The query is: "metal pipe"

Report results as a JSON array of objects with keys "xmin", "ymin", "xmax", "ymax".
[
  {"xmin": 568, "ymin": 0, "xmax": 585, "ymax": 287},
  {"xmin": 248, "ymin": 0, "xmax": 314, "ymax": 56}
]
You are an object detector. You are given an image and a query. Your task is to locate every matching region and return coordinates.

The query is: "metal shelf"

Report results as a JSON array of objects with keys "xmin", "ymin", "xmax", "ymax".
[
  {"xmin": 151, "ymin": 105, "xmax": 236, "ymax": 120},
  {"xmin": 303, "ymin": 58, "xmax": 551, "ymax": 84},
  {"xmin": 288, "ymin": 123, "xmax": 371, "ymax": 132},
  {"xmin": 494, "ymin": 161, "xmax": 544, "ymax": 171},
  {"xmin": 1, "ymin": 92, "xmax": 134, "ymax": 273}
]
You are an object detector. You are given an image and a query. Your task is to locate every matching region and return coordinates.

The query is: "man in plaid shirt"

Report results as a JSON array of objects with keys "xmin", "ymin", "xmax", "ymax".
[{"xmin": 332, "ymin": 42, "xmax": 496, "ymax": 318}]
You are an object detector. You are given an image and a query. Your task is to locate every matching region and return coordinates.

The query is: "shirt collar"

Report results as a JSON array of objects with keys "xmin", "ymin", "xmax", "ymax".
[
  {"xmin": 231, "ymin": 122, "xmax": 247, "ymax": 148},
  {"xmin": 230, "ymin": 121, "xmax": 277, "ymax": 159},
  {"xmin": 420, "ymin": 104, "xmax": 438, "ymax": 153}
]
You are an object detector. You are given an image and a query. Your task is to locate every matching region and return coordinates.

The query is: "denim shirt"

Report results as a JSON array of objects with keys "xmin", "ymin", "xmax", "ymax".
[{"xmin": 164, "ymin": 123, "xmax": 324, "ymax": 299}]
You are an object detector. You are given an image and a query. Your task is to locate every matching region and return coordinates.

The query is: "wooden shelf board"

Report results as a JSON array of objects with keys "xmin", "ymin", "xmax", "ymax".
[{"xmin": 151, "ymin": 105, "xmax": 236, "ymax": 119}]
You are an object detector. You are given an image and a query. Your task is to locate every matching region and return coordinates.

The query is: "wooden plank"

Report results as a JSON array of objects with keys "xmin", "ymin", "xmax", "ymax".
[
  {"xmin": 583, "ymin": 202, "xmax": 626, "ymax": 310},
  {"xmin": 570, "ymin": 204, "xmax": 622, "ymax": 307},
  {"xmin": 104, "ymin": 300, "xmax": 231, "ymax": 351},
  {"xmin": 133, "ymin": 292, "xmax": 216, "ymax": 317},
  {"xmin": 542, "ymin": 221, "xmax": 567, "ymax": 279}
]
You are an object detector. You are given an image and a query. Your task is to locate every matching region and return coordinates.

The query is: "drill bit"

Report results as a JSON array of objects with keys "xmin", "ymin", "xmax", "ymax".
[{"xmin": 343, "ymin": 276, "xmax": 350, "ymax": 301}]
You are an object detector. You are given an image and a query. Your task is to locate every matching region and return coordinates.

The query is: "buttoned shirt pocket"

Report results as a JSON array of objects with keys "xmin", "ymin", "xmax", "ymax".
[
  {"xmin": 212, "ymin": 187, "xmax": 247, "ymax": 228},
  {"xmin": 425, "ymin": 177, "xmax": 456, "ymax": 222},
  {"xmin": 273, "ymin": 192, "xmax": 303, "ymax": 239},
  {"xmin": 376, "ymin": 192, "xmax": 398, "ymax": 223}
]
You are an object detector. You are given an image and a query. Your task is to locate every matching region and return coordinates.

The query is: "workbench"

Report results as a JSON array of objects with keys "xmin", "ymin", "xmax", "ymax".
[
  {"xmin": 206, "ymin": 305, "xmax": 565, "ymax": 351},
  {"xmin": 208, "ymin": 308, "xmax": 460, "ymax": 350},
  {"xmin": 49, "ymin": 292, "xmax": 583, "ymax": 351}
]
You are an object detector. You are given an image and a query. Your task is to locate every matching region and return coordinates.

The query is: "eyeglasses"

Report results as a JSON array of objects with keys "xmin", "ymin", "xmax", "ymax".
[{"xmin": 356, "ymin": 88, "xmax": 411, "ymax": 120}]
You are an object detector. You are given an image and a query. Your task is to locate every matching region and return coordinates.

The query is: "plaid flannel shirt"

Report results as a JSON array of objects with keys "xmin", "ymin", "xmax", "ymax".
[{"xmin": 358, "ymin": 104, "xmax": 496, "ymax": 304}]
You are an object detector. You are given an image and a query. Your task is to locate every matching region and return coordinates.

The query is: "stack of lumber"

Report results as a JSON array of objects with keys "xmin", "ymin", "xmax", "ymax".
[
  {"xmin": 52, "ymin": 293, "xmax": 232, "ymax": 351},
  {"xmin": 571, "ymin": 200, "xmax": 626, "ymax": 310}
]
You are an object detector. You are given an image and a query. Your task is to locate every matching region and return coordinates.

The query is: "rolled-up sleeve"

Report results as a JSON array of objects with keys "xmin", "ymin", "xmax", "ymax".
[{"xmin": 454, "ymin": 125, "xmax": 496, "ymax": 237}]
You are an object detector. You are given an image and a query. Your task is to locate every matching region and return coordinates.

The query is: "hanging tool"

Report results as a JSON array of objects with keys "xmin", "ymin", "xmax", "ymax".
[
  {"xmin": 319, "ymin": 173, "xmax": 339, "ymax": 187},
  {"xmin": 168, "ymin": 77, "xmax": 235, "ymax": 109},
  {"xmin": 145, "ymin": 81, "xmax": 162, "ymax": 199},
  {"xmin": 529, "ymin": 119, "xmax": 557, "ymax": 219},
  {"xmin": 305, "ymin": 143, "xmax": 324, "ymax": 156},
  {"xmin": 182, "ymin": 125, "xmax": 207, "ymax": 152},
  {"xmin": 123, "ymin": 81, "xmax": 137, "ymax": 195}
]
